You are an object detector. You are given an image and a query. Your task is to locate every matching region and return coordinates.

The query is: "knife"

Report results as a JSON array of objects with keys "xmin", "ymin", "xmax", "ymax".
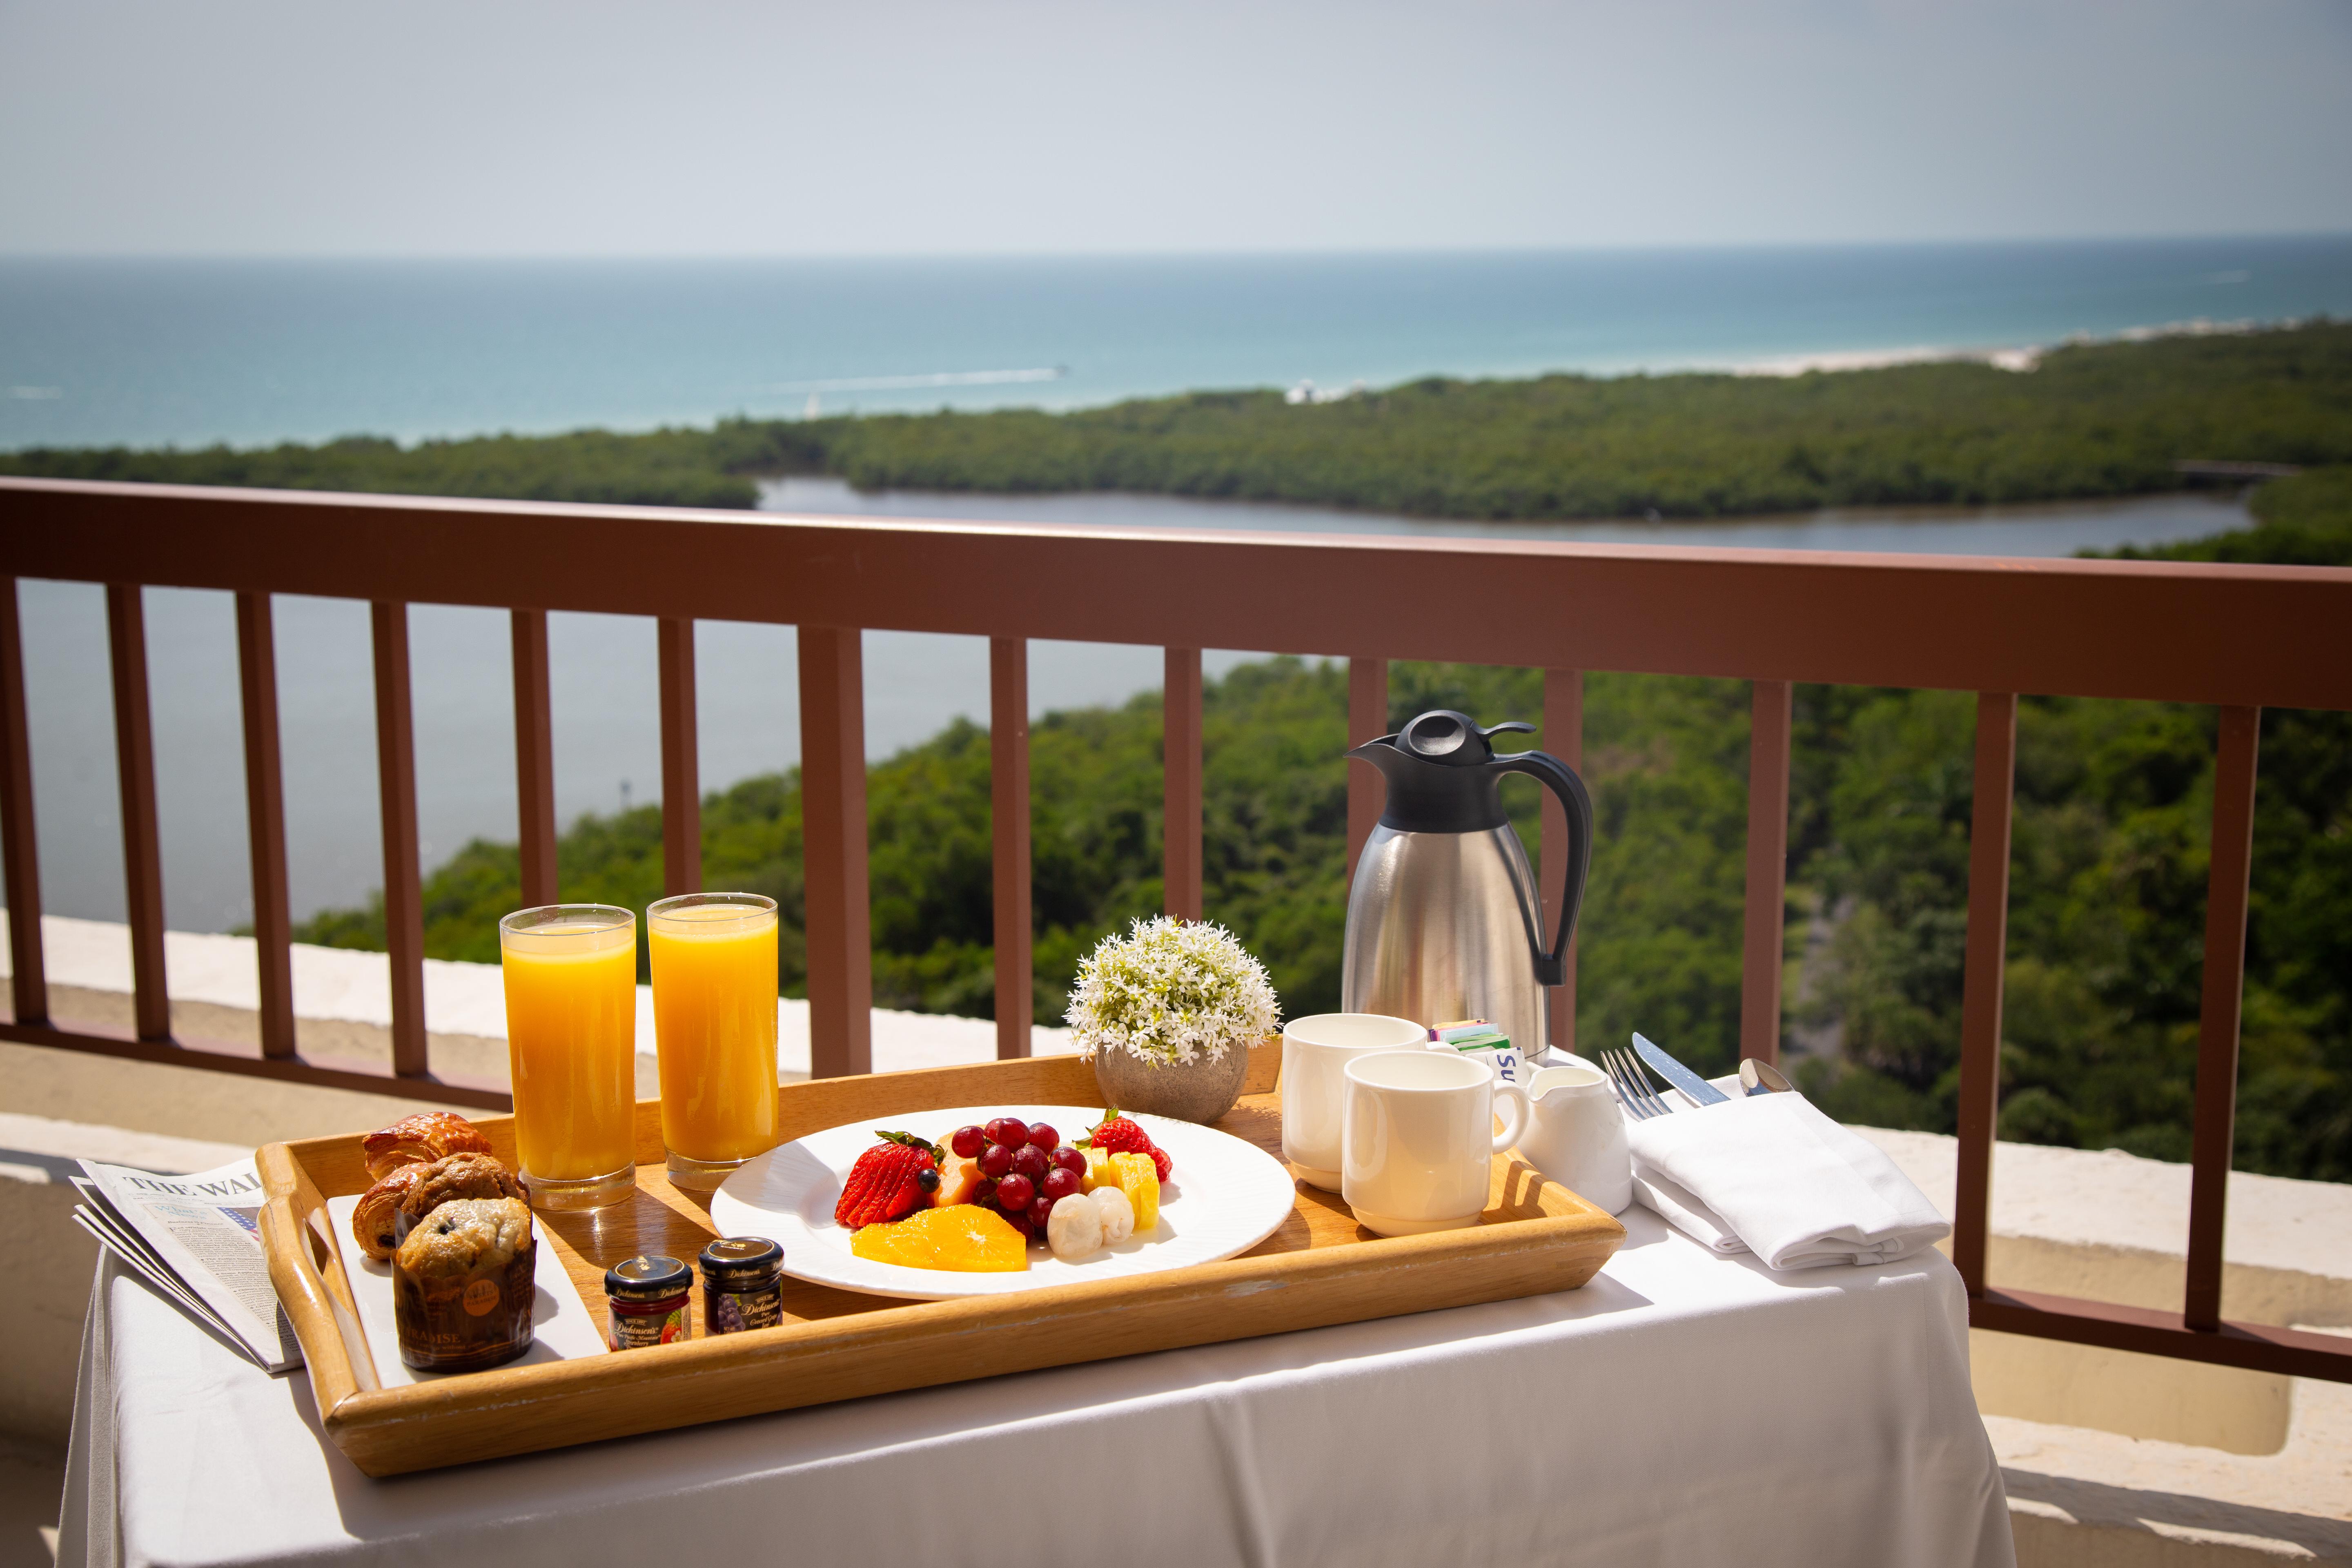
[{"xmin": 1632, "ymin": 1033, "xmax": 1731, "ymax": 1106}]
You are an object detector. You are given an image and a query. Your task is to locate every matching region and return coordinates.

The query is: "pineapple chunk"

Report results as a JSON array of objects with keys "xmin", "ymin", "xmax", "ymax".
[
  {"xmin": 1110, "ymin": 1150, "xmax": 1160, "ymax": 1232},
  {"xmin": 1082, "ymin": 1148, "xmax": 1121, "ymax": 1194}
]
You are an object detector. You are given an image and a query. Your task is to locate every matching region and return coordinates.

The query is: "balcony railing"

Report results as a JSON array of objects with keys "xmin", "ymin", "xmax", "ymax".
[{"xmin": 4, "ymin": 474, "xmax": 2349, "ymax": 1385}]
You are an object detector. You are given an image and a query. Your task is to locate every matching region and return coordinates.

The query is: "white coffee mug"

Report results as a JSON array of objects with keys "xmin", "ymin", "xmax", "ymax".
[
  {"xmin": 1341, "ymin": 1049, "xmax": 1532, "ymax": 1236},
  {"xmin": 1516, "ymin": 1062, "xmax": 1634, "ymax": 1215},
  {"xmin": 1280, "ymin": 1013, "xmax": 1430, "ymax": 1189}
]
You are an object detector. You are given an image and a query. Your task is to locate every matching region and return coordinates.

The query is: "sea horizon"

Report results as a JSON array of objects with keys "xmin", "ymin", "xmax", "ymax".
[{"xmin": 6, "ymin": 234, "xmax": 2350, "ymax": 452}]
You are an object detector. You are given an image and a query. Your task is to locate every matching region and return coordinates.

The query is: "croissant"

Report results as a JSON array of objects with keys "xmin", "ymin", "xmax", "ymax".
[
  {"xmin": 352, "ymin": 1163, "xmax": 428, "ymax": 1263},
  {"xmin": 361, "ymin": 1111, "xmax": 492, "ymax": 1182}
]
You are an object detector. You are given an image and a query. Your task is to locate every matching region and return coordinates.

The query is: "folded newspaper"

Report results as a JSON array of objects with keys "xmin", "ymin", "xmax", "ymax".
[{"xmin": 74, "ymin": 1155, "xmax": 302, "ymax": 1373}]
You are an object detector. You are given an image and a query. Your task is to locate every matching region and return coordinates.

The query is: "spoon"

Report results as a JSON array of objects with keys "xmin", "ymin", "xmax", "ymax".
[{"xmin": 1739, "ymin": 1058, "xmax": 1795, "ymax": 1096}]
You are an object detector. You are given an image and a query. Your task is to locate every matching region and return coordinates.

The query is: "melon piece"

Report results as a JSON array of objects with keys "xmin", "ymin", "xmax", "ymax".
[{"xmin": 931, "ymin": 1153, "xmax": 984, "ymax": 1208}]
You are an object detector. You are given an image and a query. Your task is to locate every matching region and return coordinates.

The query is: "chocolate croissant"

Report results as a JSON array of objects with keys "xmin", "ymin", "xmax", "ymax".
[
  {"xmin": 361, "ymin": 1111, "xmax": 492, "ymax": 1182},
  {"xmin": 352, "ymin": 1163, "xmax": 428, "ymax": 1263}
]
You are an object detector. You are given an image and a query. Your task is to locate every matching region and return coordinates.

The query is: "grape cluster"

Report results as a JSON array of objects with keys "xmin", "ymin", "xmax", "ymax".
[{"xmin": 951, "ymin": 1117, "xmax": 1086, "ymax": 1238}]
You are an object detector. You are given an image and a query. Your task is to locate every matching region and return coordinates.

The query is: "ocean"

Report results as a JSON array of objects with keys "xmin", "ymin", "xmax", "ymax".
[
  {"xmin": 5, "ymin": 237, "xmax": 2351, "ymax": 449},
  {"xmin": 1, "ymin": 238, "xmax": 2338, "ymax": 930}
]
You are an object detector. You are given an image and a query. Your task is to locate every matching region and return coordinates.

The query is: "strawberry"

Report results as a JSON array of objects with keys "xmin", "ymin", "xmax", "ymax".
[
  {"xmin": 835, "ymin": 1130, "xmax": 943, "ymax": 1228},
  {"xmin": 1081, "ymin": 1110, "xmax": 1153, "ymax": 1157},
  {"xmin": 1082, "ymin": 1110, "xmax": 1172, "ymax": 1183}
]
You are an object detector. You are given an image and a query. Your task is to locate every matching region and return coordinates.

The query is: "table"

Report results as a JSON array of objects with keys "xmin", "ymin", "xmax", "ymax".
[{"xmin": 59, "ymin": 1209, "xmax": 2013, "ymax": 1568}]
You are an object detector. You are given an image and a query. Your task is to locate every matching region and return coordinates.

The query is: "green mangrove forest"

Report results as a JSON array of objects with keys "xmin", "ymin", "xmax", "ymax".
[{"xmin": 9, "ymin": 321, "xmax": 2351, "ymax": 520}]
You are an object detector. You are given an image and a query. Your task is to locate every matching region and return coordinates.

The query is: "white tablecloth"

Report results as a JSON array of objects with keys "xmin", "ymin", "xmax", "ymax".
[{"xmin": 59, "ymin": 1210, "xmax": 2011, "ymax": 1568}]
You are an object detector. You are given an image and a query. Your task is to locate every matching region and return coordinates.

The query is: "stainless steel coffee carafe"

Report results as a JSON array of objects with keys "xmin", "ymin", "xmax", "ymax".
[{"xmin": 1341, "ymin": 710, "xmax": 1593, "ymax": 1056}]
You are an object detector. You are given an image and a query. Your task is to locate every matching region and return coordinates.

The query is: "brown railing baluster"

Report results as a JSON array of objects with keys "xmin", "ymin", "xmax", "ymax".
[
  {"xmin": 798, "ymin": 625, "xmax": 872, "ymax": 1077},
  {"xmin": 235, "ymin": 592, "xmax": 296, "ymax": 1058},
  {"xmin": 106, "ymin": 584, "xmax": 170, "ymax": 1042},
  {"xmin": 0, "ymin": 579, "xmax": 47, "ymax": 1025},
  {"xmin": 658, "ymin": 617, "xmax": 701, "ymax": 898},
  {"xmin": 990, "ymin": 637, "xmax": 1033, "ymax": 1059},
  {"xmin": 1163, "ymin": 647, "xmax": 1203, "ymax": 921},
  {"xmin": 371, "ymin": 602, "xmax": 428, "ymax": 1077},
  {"xmin": 1739, "ymin": 679, "xmax": 1793, "ymax": 1065},
  {"xmin": 2187, "ymin": 705, "xmax": 2261, "ymax": 1332},
  {"xmin": 1541, "ymin": 667, "xmax": 1584, "ymax": 1056},
  {"xmin": 1954, "ymin": 691, "xmax": 2018, "ymax": 1297},
  {"xmin": 1346, "ymin": 656, "xmax": 1388, "ymax": 883},
  {"xmin": 510, "ymin": 609, "xmax": 558, "ymax": 909}
]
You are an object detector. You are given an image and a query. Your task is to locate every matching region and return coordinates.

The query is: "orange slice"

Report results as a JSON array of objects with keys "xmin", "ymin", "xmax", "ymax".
[{"xmin": 851, "ymin": 1204, "xmax": 1029, "ymax": 1272}]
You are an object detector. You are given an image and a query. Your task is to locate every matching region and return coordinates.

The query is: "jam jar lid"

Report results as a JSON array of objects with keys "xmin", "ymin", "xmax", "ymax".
[
  {"xmin": 699, "ymin": 1236, "xmax": 783, "ymax": 1287},
  {"xmin": 605, "ymin": 1254, "xmax": 691, "ymax": 1302}
]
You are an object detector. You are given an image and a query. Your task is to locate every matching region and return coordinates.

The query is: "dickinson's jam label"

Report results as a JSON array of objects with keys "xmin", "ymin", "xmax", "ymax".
[
  {"xmin": 706, "ymin": 1285, "xmax": 784, "ymax": 1335},
  {"xmin": 608, "ymin": 1303, "xmax": 687, "ymax": 1350}
]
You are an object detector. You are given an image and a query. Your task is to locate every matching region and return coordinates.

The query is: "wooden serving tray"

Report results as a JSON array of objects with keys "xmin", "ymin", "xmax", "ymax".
[{"xmin": 258, "ymin": 1044, "xmax": 1625, "ymax": 1476}]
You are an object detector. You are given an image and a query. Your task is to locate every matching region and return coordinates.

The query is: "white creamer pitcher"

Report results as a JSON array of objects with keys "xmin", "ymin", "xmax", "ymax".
[{"xmin": 1516, "ymin": 1060, "xmax": 1633, "ymax": 1215}]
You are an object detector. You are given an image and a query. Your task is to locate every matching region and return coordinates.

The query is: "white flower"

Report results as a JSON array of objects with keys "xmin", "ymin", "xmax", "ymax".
[{"xmin": 1065, "ymin": 916, "xmax": 1281, "ymax": 1067}]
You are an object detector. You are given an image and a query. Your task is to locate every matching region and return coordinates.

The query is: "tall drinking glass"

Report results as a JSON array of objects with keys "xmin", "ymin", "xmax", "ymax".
[
  {"xmin": 498, "ymin": 904, "xmax": 639, "ymax": 1210},
  {"xmin": 647, "ymin": 892, "xmax": 781, "ymax": 1189}
]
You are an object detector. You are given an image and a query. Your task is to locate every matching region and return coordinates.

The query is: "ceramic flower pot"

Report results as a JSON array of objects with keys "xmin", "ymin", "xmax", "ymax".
[{"xmin": 1091, "ymin": 1039, "xmax": 1251, "ymax": 1125}]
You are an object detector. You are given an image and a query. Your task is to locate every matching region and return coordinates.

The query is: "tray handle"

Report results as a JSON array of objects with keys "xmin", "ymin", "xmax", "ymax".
[{"xmin": 257, "ymin": 1145, "xmax": 378, "ymax": 1404}]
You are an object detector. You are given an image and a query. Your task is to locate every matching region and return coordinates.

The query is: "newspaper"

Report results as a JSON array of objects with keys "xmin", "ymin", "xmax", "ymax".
[{"xmin": 74, "ymin": 1155, "xmax": 302, "ymax": 1373}]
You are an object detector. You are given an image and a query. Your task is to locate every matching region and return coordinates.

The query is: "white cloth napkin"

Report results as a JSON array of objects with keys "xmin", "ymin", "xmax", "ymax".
[{"xmin": 1624, "ymin": 1089, "xmax": 1950, "ymax": 1270}]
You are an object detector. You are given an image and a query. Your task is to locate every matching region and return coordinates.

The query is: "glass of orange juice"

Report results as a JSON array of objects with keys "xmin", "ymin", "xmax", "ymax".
[
  {"xmin": 498, "ymin": 904, "xmax": 639, "ymax": 1210},
  {"xmin": 647, "ymin": 892, "xmax": 780, "ymax": 1189}
]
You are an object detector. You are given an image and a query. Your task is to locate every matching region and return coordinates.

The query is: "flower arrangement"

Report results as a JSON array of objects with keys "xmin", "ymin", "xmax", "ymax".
[{"xmin": 1066, "ymin": 917, "xmax": 1280, "ymax": 1067}]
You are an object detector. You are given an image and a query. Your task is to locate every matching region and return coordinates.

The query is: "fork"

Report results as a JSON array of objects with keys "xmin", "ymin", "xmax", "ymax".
[{"xmin": 1603, "ymin": 1047, "xmax": 1673, "ymax": 1120}]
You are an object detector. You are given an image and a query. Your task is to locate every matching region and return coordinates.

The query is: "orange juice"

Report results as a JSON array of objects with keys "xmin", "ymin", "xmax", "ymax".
[
  {"xmin": 498, "ymin": 906, "xmax": 639, "ymax": 1209},
  {"xmin": 648, "ymin": 894, "xmax": 780, "ymax": 1188}
]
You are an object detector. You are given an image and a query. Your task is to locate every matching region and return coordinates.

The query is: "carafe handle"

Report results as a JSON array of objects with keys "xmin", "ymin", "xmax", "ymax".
[{"xmin": 1495, "ymin": 749, "xmax": 1593, "ymax": 988}]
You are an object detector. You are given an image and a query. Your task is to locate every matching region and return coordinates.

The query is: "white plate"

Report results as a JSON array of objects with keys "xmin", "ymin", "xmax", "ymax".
[{"xmin": 707, "ymin": 1105, "xmax": 1297, "ymax": 1300}]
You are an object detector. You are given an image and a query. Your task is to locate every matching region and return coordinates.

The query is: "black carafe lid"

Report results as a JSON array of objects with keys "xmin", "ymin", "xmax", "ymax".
[{"xmin": 1345, "ymin": 710, "xmax": 1535, "ymax": 833}]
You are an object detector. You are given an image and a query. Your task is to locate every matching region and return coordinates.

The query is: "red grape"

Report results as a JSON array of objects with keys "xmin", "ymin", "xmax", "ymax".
[
  {"xmin": 1010, "ymin": 1144, "xmax": 1048, "ymax": 1180},
  {"xmin": 998, "ymin": 1204, "xmax": 1033, "ymax": 1235},
  {"xmin": 984, "ymin": 1116, "xmax": 1028, "ymax": 1148},
  {"xmin": 1050, "ymin": 1145, "xmax": 1086, "ymax": 1176},
  {"xmin": 1025, "ymin": 1121, "xmax": 1059, "ymax": 1151},
  {"xmin": 950, "ymin": 1125, "xmax": 985, "ymax": 1159},
  {"xmin": 978, "ymin": 1143, "xmax": 1014, "ymax": 1178},
  {"xmin": 994, "ymin": 1173, "xmax": 1034, "ymax": 1211},
  {"xmin": 1027, "ymin": 1194, "xmax": 1055, "ymax": 1227},
  {"xmin": 1041, "ymin": 1167, "xmax": 1080, "ymax": 1202}
]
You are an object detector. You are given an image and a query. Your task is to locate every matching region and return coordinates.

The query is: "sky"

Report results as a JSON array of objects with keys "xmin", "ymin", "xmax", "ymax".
[{"xmin": 2, "ymin": 0, "xmax": 2350, "ymax": 256}]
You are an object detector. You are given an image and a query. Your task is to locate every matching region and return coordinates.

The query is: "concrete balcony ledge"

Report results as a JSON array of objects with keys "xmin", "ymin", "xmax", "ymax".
[
  {"xmin": 0, "ymin": 913, "xmax": 1077, "ymax": 1150},
  {"xmin": 1, "ymin": 910, "xmax": 1078, "ymax": 1070},
  {"xmin": 1857, "ymin": 1127, "xmax": 2352, "ymax": 1565}
]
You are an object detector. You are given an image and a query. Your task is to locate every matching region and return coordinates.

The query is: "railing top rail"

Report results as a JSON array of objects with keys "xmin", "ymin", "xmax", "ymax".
[{"xmin": 6, "ymin": 476, "xmax": 2350, "ymax": 710}]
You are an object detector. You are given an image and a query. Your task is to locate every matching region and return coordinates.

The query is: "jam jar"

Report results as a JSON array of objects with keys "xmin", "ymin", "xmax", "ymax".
[
  {"xmin": 605, "ymin": 1254, "xmax": 691, "ymax": 1350},
  {"xmin": 698, "ymin": 1236, "xmax": 784, "ymax": 1336}
]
